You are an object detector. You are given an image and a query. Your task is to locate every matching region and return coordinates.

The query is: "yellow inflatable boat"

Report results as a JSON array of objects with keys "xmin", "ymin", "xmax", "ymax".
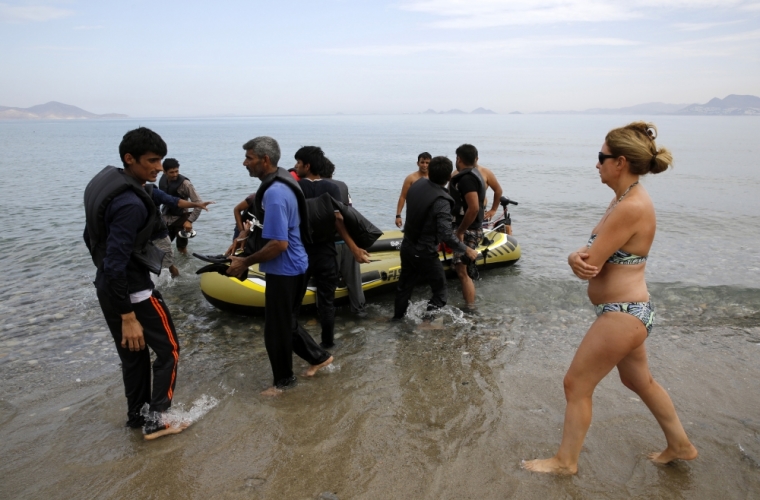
[{"xmin": 200, "ymin": 230, "xmax": 521, "ymax": 314}]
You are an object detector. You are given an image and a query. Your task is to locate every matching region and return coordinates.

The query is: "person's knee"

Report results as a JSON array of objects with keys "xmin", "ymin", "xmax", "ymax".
[
  {"xmin": 455, "ymin": 263, "xmax": 468, "ymax": 279},
  {"xmin": 619, "ymin": 372, "xmax": 653, "ymax": 394},
  {"xmin": 563, "ymin": 373, "xmax": 590, "ymax": 401}
]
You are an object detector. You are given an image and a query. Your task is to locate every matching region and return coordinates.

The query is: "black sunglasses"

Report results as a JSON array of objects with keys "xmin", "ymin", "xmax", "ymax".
[{"xmin": 598, "ymin": 152, "xmax": 618, "ymax": 164}]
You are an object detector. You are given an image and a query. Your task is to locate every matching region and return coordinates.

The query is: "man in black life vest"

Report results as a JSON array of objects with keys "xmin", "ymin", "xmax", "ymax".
[
  {"xmin": 226, "ymin": 137, "xmax": 334, "ymax": 396},
  {"xmin": 393, "ymin": 156, "xmax": 478, "ymax": 319},
  {"xmin": 449, "ymin": 144, "xmax": 487, "ymax": 310},
  {"xmin": 294, "ymin": 146, "xmax": 370, "ymax": 349},
  {"xmin": 158, "ymin": 158, "xmax": 205, "ymax": 255},
  {"xmin": 322, "ymin": 158, "xmax": 368, "ymax": 318},
  {"xmin": 83, "ymin": 127, "xmax": 188, "ymax": 440}
]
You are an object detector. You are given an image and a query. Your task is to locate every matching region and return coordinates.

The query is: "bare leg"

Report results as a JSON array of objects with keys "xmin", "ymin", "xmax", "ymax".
[
  {"xmin": 617, "ymin": 344, "xmax": 698, "ymax": 463},
  {"xmin": 302, "ymin": 355, "xmax": 333, "ymax": 377},
  {"xmin": 523, "ymin": 313, "xmax": 647, "ymax": 474},
  {"xmin": 455, "ymin": 263, "xmax": 475, "ymax": 306},
  {"xmin": 169, "ymin": 265, "xmax": 179, "ymax": 278}
]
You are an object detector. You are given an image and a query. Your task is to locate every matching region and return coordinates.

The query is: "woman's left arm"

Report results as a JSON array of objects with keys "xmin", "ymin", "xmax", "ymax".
[{"xmin": 583, "ymin": 202, "xmax": 643, "ymax": 269}]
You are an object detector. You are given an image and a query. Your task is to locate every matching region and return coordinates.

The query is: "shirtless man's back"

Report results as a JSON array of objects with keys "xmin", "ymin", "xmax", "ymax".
[
  {"xmin": 396, "ymin": 152, "xmax": 431, "ymax": 228},
  {"xmin": 477, "ymin": 164, "xmax": 504, "ymax": 221}
]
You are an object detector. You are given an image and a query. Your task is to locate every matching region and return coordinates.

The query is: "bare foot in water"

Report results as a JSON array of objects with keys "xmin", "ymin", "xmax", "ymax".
[
  {"xmin": 649, "ymin": 444, "xmax": 698, "ymax": 464},
  {"xmin": 143, "ymin": 421, "xmax": 190, "ymax": 441},
  {"xmin": 260, "ymin": 386, "xmax": 284, "ymax": 397},
  {"xmin": 302, "ymin": 356, "xmax": 333, "ymax": 377},
  {"xmin": 521, "ymin": 457, "xmax": 577, "ymax": 475}
]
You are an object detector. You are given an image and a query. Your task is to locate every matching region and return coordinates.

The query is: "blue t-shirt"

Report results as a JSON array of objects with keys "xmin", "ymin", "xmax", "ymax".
[{"xmin": 259, "ymin": 181, "xmax": 309, "ymax": 276}]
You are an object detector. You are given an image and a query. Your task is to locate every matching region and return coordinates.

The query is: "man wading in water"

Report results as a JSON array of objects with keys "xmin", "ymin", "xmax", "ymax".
[
  {"xmin": 449, "ymin": 144, "xmax": 487, "ymax": 311},
  {"xmin": 393, "ymin": 156, "xmax": 479, "ymax": 320},
  {"xmin": 226, "ymin": 136, "xmax": 333, "ymax": 396},
  {"xmin": 83, "ymin": 127, "xmax": 188, "ymax": 440},
  {"xmin": 395, "ymin": 152, "xmax": 432, "ymax": 228}
]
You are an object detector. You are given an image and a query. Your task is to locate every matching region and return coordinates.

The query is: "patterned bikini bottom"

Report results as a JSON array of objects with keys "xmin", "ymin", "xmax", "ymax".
[{"xmin": 594, "ymin": 299, "xmax": 655, "ymax": 336}]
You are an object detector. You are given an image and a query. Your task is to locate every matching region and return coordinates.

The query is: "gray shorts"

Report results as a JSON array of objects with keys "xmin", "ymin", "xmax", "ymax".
[{"xmin": 153, "ymin": 236, "xmax": 174, "ymax": 268}]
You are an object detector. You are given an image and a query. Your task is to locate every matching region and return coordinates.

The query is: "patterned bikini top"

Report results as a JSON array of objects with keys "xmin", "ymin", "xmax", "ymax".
[{"xmin": 587, "ymin": 234, "xmax": 648, "ymax": 265}]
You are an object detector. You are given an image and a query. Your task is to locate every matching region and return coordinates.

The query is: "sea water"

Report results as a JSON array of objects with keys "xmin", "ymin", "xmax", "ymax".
[{"xmin": 1, "ymin": 115, "xmax": 759, "ymax": 498}]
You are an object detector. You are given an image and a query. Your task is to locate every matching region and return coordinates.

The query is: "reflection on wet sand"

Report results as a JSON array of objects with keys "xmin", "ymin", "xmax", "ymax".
[{"xmin": 2, "ymin": 293, "xmax": 760, "ymax": 498}]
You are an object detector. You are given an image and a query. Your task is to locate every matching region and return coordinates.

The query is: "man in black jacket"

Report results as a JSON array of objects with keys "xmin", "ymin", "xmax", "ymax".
[
  {"xmin": 393, "ymin": 156, "xmax": 478, "ymax": 319},
  {"xmin": 83, "ymin": 127, "xmax": 187, "ymax": 440},
  {"xmin": 294, "ymin": 146, "xmax": 369, "ymax": 348}
]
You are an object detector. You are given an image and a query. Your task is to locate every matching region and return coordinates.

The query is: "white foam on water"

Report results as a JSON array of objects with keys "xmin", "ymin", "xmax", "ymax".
[
  {"xmin": 141, "ymin": 394, "xmax": 219, "ymax": 428},
  {"xmin": 322, "ymin": 363, "xmax": 341, "ymax": 373},
  {"xmin": 404, "ymin": 300, "xmax": 472, "ymax": 327}
]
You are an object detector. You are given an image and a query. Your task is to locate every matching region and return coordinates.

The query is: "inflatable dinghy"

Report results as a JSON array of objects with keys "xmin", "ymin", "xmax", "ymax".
[{"xmin": 199, "ymin": 229, "xmax": 521, "ymax": 315}]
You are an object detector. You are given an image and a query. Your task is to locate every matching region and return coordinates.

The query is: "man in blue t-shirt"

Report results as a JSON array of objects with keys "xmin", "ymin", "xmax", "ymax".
[{"xmin": 227, "ymin": 136, "xmax": 333, "ymax": 396}]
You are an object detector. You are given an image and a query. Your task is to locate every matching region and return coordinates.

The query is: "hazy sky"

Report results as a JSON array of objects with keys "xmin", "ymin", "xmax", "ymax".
[{"xmin": 1, "ymin": 0, "xmax": 759, "ymax": 116}]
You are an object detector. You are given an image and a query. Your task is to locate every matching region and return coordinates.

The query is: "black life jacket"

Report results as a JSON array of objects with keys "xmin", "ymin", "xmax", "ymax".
[
  {"xmin": 158, "ymin": 173, "xmax": 189, "ymax": 217},
  {"xmin": 244, "ymin": 167, "xmax": 311, "ymax": 255},
  {"xmin": 145, "ymin": 184, "xmax": 170, "ymax": 237},
  {"xmin": 404, "ymin": 178, "xmax": 455, "ymax": 244},
  {"xmin": 84, "ymin": 166, "xmax": 165, "ymax": 274},
  {"xmin": 449, "ymin": 166, "xmax": 486, "ymax": 230}
]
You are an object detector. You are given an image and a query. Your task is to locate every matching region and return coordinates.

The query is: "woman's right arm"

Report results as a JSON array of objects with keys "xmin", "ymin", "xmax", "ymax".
[{"xmin": 568, "ymin": 248, "xmax": 599, "ymax": 280}]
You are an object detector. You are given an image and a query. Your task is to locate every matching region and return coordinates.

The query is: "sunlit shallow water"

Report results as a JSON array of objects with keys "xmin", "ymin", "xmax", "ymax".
[{"xmin": 1, "ymin": 115, "xmax": 759, "ymax": 498}]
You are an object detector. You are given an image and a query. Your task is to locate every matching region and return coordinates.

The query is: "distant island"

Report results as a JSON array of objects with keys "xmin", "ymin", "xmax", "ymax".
[
  {"xmin": 538, "ymin": 95, "xmax": 760, "ymax": 116},
  {"xmin": 0, "ymin": 101, "xmax": 128, "ymax": 120},
  {"xmin": 423, "ymin": 107, "xmax": 497, "ymax": 115}
]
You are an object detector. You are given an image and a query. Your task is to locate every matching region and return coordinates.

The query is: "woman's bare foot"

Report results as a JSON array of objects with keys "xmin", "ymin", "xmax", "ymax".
[
  {"xmin": 260, "ymin": 386, "xmax": 284, "ymax": 397},
  {"xmin": 521, "ymin": 457, "xmax": 578, "ymax": 475},
  {"xmin": 143, "ymin": 421, "xmax": 190, "ymax": 441},
  {"xmin": 302, "ymin": 356, "xmax": 333, "ymax": 377},
  {"xmin": 649, "ymin": 443, "xmax": 698, "ymax": 464}
]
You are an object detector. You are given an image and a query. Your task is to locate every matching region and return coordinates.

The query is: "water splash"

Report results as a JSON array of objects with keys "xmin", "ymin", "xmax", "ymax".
[
  {"xmin": 403, "ymin": 300, "xmax": 472, "ymax": 327},
  {"xmin": 141, "ymin": 394, "xmax": 219, "ymax": 428}
]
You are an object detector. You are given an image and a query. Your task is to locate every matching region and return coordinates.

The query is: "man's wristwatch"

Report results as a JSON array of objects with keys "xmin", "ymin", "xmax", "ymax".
[{"xmin": 395, "ymin": 215, "xmax": 401, "ymax": 218}]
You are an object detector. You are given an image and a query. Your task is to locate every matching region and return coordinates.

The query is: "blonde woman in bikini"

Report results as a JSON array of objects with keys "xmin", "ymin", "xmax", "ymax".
[{"xmin": 524, "ymin": 122, "xmax": 698, "ymax": 475}]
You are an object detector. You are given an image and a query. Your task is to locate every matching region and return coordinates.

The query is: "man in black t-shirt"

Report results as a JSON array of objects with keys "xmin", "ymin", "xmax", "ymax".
[
  {"xmin": 294, "ymin": 146, "xmax": 369, "ymax": 348},
  {"xmin": 322, "ymin": 159, "xmax": 367, "ymax": 317},
  {"xmin": 449, "ymin": 144, "xmax": 486, "ymax": 310}
]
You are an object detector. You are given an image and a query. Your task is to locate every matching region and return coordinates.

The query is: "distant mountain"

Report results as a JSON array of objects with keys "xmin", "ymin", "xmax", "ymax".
[
  {"xmin": 585, "ymin": 102, "xmax": 693, "ymax": 115},
  {"xmin": 421, "ymin": 108, "xmax": 496, "ymax": 114},
  {"xmin": 537, "ymin": 95, "xmax": 760, "ymax": 115},
  {"xmin": 538, "ymin": 102, "xmax": 692, "ymax": 115},
  {"xmin": 675, "ymin": 94, "xmax": 760, "ymax": 115},
  {"xmin": 509, "ymin": 111, "xmax": 522, "ymax": 115},
  {"xmin": 0, "ymin": 101, "xmax": 128, "ymax": 120}
]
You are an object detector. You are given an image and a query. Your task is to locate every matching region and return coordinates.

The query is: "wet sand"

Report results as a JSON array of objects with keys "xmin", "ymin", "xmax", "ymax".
[{"xmin": 2, "ymin": 308, "xmax": 759, "ymax": 499}]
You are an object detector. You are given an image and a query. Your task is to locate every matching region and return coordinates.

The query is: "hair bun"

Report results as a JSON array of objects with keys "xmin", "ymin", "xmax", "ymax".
[{"xmin": 649, "ymin": 147, "xmax": 671, "ymax": 174}]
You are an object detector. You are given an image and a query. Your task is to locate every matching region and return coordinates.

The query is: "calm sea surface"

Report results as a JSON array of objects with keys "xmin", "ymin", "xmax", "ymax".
[{"xmin": 1, "ymin": 115, "xmax": 759, "ymax": 499}]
